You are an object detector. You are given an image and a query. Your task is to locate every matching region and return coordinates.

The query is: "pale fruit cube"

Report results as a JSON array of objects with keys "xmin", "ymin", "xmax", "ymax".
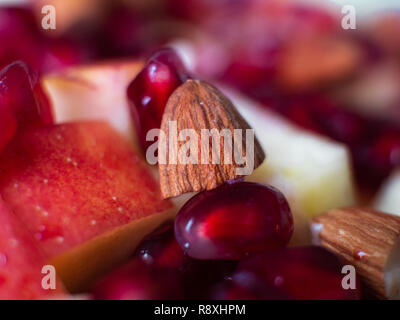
[{"xmin": 375, "ymin": 170, "xmax": 400, "ymax": 216}]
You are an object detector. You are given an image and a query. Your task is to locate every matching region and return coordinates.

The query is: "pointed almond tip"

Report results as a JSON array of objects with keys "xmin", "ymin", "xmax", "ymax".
[{"xmin": 158, "ymin": 79, "xmax": 265, "ymax": 199}]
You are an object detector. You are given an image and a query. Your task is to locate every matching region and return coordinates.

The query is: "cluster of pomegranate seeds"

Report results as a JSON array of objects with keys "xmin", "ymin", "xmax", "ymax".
[
  {"xmin": 127, "ymin": 48, "xmax": 188, "ymax": 152},
  {"xmin": 228, "ymin": 246, "xmax": 361, "ymax": 300},
  {"xmin": 175, "ymin": 182, "xmax": 294, "ymax": 260},
  {"xmin": 94, "ymin": 181, "xmax": 361, "ymax": 300},
  {"xmin": 0, "ymin": 62, "xmax": 53, "ymax": 152}
]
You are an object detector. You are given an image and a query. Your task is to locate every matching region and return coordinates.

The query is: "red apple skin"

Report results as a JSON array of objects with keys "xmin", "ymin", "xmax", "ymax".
[
  {"xmin": 0, "ymin": 196, "xmax": 64, "ymax": 299},
  {"xmin": 0, "ymin": 121, "xmax": 173, "ymax": 258}
]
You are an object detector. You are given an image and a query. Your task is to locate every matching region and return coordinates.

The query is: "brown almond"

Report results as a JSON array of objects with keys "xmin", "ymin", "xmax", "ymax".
[
  {"xmin": 158, "ymin": 79, "xmax": 265, "ymax": 199},
  {"xmin": 312, "ymin": 207, "xmax": 400, "ymax": 299}
]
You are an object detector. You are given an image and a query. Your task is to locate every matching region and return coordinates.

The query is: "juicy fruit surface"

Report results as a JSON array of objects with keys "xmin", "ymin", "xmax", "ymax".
[
  {"xmin": 127, "ymin": 48, "xmax": 188, "ymax": 152},
  {"xmin": 0, "ymin": 197, "xmax": 63, "ymax": 299},
  {"xmin": 175, "ymin": 182, "xmax": 294, "ymax": 260},
  {"xmin": 0, "ymin": 122, "xmax": 172, "ymax": 257},
  {"xmin": 0, "ymin": 62, "xmax": 53, "ymax": 153},
  {"xmin": 232, "ymin": 246, "xmax": 361, "ymax": 300},
  {"xmin": 92, "ymin": 259, "xmax": 184, "ymax": 300}
]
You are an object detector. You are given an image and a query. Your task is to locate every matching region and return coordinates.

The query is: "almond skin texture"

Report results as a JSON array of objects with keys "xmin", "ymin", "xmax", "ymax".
[
  {"xmin": 312, "ymin": 207, "xmax": 400, "ymax": 299},
  {"xmin": 159, "ymin": 79, "xmax": 265, "ymax": 198}
]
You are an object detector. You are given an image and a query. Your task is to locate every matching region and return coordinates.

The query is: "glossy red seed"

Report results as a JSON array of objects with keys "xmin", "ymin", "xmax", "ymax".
[
  {"xmin": 0, "ymin": 62, "xmax": 53, "ymax": 129},
  {"xmin": 127, "ymin": 48, "xmax": 188, "ymax": 152},
  {"xmin": 135, "ymin": 221, "xmax": 186, "ymax": 270},
  {"xmin": 175, "ymin": 182, "xmax": 294, "ymax": 260},
  {"xmin": 233, "ymin": 246, "xmax": 361, "ymax": 300},
  {"xmin": 91, "ymin": 259, "xmax": 184, "ymax": 300},
  {"xmin": 134, "ymin": 221, "xmax": 237, "ymax": 299}
]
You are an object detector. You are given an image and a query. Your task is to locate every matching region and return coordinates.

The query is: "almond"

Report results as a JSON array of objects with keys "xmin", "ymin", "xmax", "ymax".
[
  {"xmin": 159, "ymin": 79, "xmax": 265, "ymax": 199},
  {"xmin": 312, "ymin": 207, "xmax": 400, "ymax": 299}
]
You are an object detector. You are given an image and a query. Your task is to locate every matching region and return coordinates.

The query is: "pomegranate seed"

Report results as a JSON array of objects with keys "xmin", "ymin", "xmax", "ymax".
[
  {"xmin": 135, "ymin": 221, "xmax": 186, "ymax": 270},
  {"xmin": 91, "ymin": 258, "xmax": 184, "ymax": 300},
  {"xmin": 127, "ymin": 48, "xmax": 188, "ymax": 152},
  {"xmin": 0, "ymin": 62, "xmax": 53, "ymax": 130},
  {"xmin": 233, "ymin": 246, "xmax": 361, "ymax": 300},
  {"xmin": 134, "ymin": 221, "xmax": 237, "ymax": 299},
  {"xmin": 175, "ymin": 182, "xmax": 294, "ymax": 260}
]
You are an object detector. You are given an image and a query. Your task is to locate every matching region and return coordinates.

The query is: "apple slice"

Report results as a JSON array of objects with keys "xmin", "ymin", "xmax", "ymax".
[
  {"xmin": 0, "ymin": 121, "xmax": 175, "ymax": 292},
  {"xmin": 41, "ymin": 60, "xmax": 144, "ymax": 149},
  {"xmin": 228, "ymin": 91, "xmax": 356, "ymax": 244},
  {"xmin": 0, "ymin": 196, "xmax": 65, "ymax": 299},
  {"xmin": 375, "ymin": 170, "xmax": 400, "ymax": 216}
]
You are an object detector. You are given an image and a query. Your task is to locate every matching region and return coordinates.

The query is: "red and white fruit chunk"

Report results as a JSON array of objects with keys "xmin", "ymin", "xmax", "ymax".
[
  {"xmin": 0, "ymin": 121, "xmax": 175, "ymax": 292},
  {"xmin": 41, "ymin": 60, "xmax": 143, "ymax": 149},
  {"xmin": 0, "ymin": 61, "xmax": 53, "ymax": 153},
  {"xmin": 0, "ymin": 197, "xmax": 65, "ymax": 299},
  {"xmin": 375, "ymin": 170, "xmax": 400, "ymax": 216},
  {"xmin": 225, "ymin": 246, "xmax": 361, "ymax": 300},
  {"xmin": 175, "ymin": 182, "xmax": 293, "ymax": 260}
]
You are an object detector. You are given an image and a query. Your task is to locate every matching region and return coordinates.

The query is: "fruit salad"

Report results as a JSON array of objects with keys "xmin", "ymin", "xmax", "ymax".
[{"xmin": 1, "ymin": 0, "xmax": 400, "ymax": 301}]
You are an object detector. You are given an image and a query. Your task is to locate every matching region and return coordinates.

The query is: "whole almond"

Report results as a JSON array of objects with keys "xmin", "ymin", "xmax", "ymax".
[{"xmin": 158, "ymin": 79, "xmax": 265, "ymax": 199}]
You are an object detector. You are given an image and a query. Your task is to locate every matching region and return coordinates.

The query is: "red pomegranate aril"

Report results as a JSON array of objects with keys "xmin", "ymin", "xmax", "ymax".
[
  {"xmin": 127, "ymin": 48, "xmax": 188, "ymax": 152},
  {"xmin": 233, "ymin": 246, "xmax": 361, "ymax": 300},
  {"xmin": 91, "ymin": 258, "xmax": 184, "ymax": 300},
  {"xmin": 135, "ymin": 221, "xmax": 186, "ymax": 270},
  {"xmin": 174, "ymin": 182, "xmax": 294, "ymax": 260},
  {"xmin": 134, "ymin": 221, "xmax": 237, "ymax": 299},
  {"xmin": 369, "ymin": 129, "xmax": 400, "ymax": 173},
  {"xmin": 0, "ymin": 61, "xmax": 53, "ymax": 130}
]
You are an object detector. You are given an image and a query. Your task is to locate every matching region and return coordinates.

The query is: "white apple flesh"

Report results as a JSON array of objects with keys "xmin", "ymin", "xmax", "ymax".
[{"xmin": 228, "ymin": 90, "xmax": 357, "ymax": 244}]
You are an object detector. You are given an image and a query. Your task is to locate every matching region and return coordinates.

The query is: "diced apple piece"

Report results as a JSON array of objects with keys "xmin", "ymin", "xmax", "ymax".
[
  {"xmin": 0, "ymin": 122, "xmax": 175, "ymax": 292},
  {"xmin": 41, "ymin": 60, "xmax": 144, "ymax": 149},
  {"xmin": 0, "ymin": 197, "xmax": 65, "ymax": 299},
  {"xmin": 375, "ymin": 170, "xmax": 400, "ymax": 216},
  {"xmin": 229, "ymin": 91, "xmax": 356, "ymax": 244}
]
